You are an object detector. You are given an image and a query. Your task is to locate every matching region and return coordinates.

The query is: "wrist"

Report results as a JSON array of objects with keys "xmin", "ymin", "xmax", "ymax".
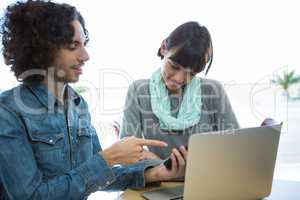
[
  {"xmin": 145, "ymin": 166, "xmax": 160, "ymax": 183},
  {"xmin": 99, "ymin": 149, "xmax": 115, "ymax": 167}
]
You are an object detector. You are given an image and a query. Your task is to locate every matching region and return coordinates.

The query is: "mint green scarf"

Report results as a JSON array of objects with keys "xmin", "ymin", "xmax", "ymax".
[{"xmin": 149, "ymin": 68, "xmax": 202, "ymax": 131}]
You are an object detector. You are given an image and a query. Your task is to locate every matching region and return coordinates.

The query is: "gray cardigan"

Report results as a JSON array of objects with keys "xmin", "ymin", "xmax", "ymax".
[{"xmin": 120, "ymin": 78, "xmax": 240, "ymax": 159}]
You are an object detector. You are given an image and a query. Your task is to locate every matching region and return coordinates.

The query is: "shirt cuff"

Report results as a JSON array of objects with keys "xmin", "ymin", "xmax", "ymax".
[
  {"xmin": 129, "ymin": 159, "xmax": 163, "ymax": 189},
  {"xmin": 75, "ymin": 153, "xmax": 116, "ymax": 193}
]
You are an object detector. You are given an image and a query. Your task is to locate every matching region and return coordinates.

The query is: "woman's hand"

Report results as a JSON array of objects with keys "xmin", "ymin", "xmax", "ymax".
[
  {"xmin": 100, "ymin": 136, "xmax": 167, "ymax": 166},
  {"xmin": 145, "ymin": 146, "xmax": 188, "ymax": 182}
]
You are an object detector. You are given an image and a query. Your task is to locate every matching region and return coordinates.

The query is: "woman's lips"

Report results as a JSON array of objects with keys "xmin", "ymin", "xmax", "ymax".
[{"xmin": 168, "ymin": 80, "xmax": 184, "ymax": 88}]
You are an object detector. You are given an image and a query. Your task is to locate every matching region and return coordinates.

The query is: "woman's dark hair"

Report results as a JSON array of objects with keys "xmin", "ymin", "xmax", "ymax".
[
  {"xmin": 1, "ymin": 0, "xmax": 89, "ymax": 83},
  {"xmin": 157, "ymin": 21, "xmax": 213, "ymax": 75}
]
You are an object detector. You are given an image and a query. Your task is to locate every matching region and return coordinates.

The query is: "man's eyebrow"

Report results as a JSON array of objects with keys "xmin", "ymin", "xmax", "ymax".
[{"xmin": 71, "ymin": 39, "xmax": 88, "ymax": 46}]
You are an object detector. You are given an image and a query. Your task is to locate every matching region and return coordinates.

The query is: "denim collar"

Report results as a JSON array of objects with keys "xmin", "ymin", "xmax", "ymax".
[{"xmin": 25, "ymin": 83, "xmax": 81, "ymax": 109}]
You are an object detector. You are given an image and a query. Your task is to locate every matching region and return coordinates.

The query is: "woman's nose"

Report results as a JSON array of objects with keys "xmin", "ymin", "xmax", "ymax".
[{"xmin": 172, "ymin": 70, "xmax": 186, "ymax": 84}]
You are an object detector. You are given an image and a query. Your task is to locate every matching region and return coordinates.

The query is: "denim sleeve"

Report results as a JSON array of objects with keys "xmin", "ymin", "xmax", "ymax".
[
  {"xmin": 91, "ymin": 125, "xmax": 102, "ymax": 153},
  {"xmin": 83, "ymin": 97, "xmax": 158, "ymax": 192},
  {"xmin": 0, "ymin": 105, "xmax": 141, "ymax": 200},
  {"xmin": 90, "ymin": 125, "xmax": 161, "ymax": 191},
  {"xmin": 103, "ymin": 159, "xmax": 162, "ymax": 191}
]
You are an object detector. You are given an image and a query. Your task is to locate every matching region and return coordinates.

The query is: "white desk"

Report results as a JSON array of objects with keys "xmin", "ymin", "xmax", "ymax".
[
  {"xmin": 89, "ymin": 180, "xmax": 300, "ymax": 199},
  {"xmin": 266, "ymin": 180, "xmax": 300, "ymax": 199}
]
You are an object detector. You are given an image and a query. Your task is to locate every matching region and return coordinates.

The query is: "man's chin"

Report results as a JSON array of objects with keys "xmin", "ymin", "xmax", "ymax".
[
  {"xmin": 65, "ymin": 75, "xmax": 80, "ymax": 83},
  {"xmin": 68, "ymin": 78, "xmax": 79, "ymax": 83},
  {"xmin": 53, "ymin": 76, "xmax": 79, "ymax": 84}
]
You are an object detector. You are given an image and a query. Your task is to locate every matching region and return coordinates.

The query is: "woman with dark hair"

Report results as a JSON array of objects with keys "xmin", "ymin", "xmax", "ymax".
[{"xmin": 120, "ymin": 21, "xmax": 239, "ymax": 162}]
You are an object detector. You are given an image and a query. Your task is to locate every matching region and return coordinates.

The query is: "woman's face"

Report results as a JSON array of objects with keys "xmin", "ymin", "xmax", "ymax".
[
  {"xmin": 160, "ymin": 43, "xmax": 211, "ymax": 94},
  {"xmin": 161, "ymin": 56, "xmax": 197, "ymax": 94}
]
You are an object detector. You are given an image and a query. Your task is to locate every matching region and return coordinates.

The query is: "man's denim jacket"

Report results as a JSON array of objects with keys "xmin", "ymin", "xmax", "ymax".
[{"xmin": 0, "ymin": 84, "xmax": 156, "ymax": 200}]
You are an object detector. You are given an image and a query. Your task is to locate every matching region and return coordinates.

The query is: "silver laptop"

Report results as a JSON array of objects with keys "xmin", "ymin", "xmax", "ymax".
[{"xmin": 142, "ymin": 123, "xmax": 282, "ymax": 200}]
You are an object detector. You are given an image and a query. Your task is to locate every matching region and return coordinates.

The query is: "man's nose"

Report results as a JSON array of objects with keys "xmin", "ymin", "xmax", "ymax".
[{"xmin": 79, "ymin": 47, "xmax": 89, "ymax": 62}]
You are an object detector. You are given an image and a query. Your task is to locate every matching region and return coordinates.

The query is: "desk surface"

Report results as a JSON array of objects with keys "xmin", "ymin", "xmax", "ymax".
[
  {"xmin": 120, "ymin": 182, "xmax": 183, "ymax": 200},
  {"xmin": 119, "ymin": 180, "xmax": 300, "ymax": 200}
]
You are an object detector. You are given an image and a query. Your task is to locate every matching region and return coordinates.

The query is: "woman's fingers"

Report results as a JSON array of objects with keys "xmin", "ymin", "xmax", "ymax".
[
  {"xmin": 172, "ymin": 148, "xmax": 186, "ymax": 178},
  {"xmin": 179, "ymin": 145, "xmax": 188, "ymax": 160},
  {"xmin": 172, "ymin": 148, "xmax": 185, "ymax": 167},
  {"xmin": 170, "ymin": 153, "xmax": 178, "ymax": 172}
]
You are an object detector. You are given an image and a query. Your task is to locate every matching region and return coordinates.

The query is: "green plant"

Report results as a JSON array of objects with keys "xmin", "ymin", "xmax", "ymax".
[
  {"xmin": 272, "ymin": 69, "xmax": 300, "ymax": 98},
  {"xmin": 73, "ymin": 85, "xmax": 88, "ymax": 94}
]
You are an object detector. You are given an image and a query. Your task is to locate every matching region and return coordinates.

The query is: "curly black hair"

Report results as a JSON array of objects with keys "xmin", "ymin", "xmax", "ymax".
[{"xmin": 1, "ymin": 0, "xmax": 89, "ymax": 83}]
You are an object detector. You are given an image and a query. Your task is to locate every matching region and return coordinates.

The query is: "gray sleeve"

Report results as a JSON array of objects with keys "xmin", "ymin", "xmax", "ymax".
[
  {"xmin": 120, "ymin": 82, "xmax": 143, "ymax": 139},
  {"xmin": 212, "ymin": 81, "xmax": 240, "ymax": 130}
]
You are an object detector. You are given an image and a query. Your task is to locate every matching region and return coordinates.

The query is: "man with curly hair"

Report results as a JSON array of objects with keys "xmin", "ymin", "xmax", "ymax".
[{"xmin": 0, "ymin": 1, "xmax": 186, "ymax": 199}]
